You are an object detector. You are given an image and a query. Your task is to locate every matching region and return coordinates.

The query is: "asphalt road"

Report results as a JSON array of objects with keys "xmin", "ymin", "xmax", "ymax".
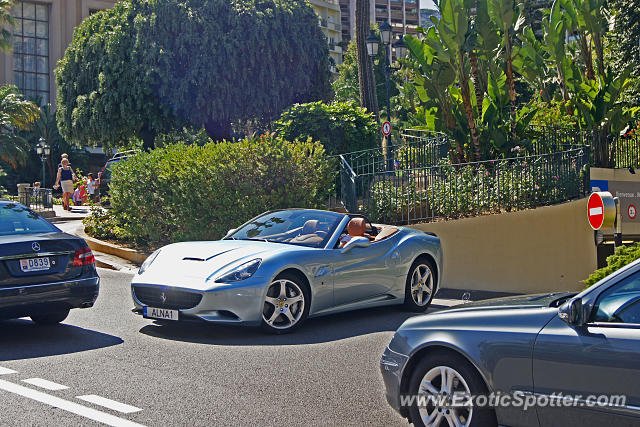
[{"xmin": 0, "ymin": 268, "xmax": 447, "ymax": 426}]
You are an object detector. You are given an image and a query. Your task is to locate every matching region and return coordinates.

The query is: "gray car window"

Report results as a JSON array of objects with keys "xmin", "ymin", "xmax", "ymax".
[{"xmin": 591, "ymin": 271, "xmax": 640, "ymax": 324}]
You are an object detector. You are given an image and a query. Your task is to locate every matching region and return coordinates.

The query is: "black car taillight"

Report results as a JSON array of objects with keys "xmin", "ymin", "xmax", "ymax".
[{"xmin": 73, "ymin": 247, "xmax": 95, "ymax": 266}]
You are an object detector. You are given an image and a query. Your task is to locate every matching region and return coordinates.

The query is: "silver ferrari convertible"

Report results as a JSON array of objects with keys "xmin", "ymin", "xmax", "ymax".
[{"xmin": 131, "ymin": 209, "xmax": 442, "ymax": 333}]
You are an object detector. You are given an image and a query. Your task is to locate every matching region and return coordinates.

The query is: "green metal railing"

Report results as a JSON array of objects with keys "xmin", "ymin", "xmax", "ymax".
[{"xmin": 332, "ymin": 127, "xmax": 591, "ymax": 224}]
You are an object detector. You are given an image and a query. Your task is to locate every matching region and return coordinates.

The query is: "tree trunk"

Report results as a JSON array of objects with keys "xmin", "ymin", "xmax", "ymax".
[
  {"xmin": 593, "ymin": 32, "xmax": 605, "ymax": 78},
  {"xmin": 355, "ymin": 0, "xmax": 379, "ymax": 122},
  {"xmin": 578, "ymin": 31, "xmax": 595, "ymax": 80},
  {"xmin": 505, "ymin": 31, "xmax": 517, "ymax": 142},
  {"xmin": 458, "ymin": 51, "xmax": 481, "ymax": 161},
  {"xmin": 469, "ymin": 50, "xmax": 485, "ymax": 116},
  {"xmin": 205, "ymin": 119, "xmax": 232, "ymax": 142}
]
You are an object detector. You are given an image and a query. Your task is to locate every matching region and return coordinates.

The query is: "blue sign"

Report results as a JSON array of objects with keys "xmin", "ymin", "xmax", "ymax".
[{"xmin": 590, "ymin": 179, "xmax": 608, "ymax": 192}]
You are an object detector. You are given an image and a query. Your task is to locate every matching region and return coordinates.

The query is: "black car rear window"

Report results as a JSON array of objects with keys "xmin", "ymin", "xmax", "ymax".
[{"xmin": 0, "ymin": 203, "xmax": 58, "ymax": 235}]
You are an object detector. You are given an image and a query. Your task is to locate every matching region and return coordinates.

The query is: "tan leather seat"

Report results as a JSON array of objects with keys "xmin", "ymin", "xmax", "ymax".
[
  {"xmin": 374, "ymin": 226, "xmax": 399, "ymax": 242},
  {"xmin": 301, "ymin": 220, "xmax": 319, "ymax": 235},
  {"xmin": 347, "ymin": 218, "xmax": 374, "ymax": 241}
]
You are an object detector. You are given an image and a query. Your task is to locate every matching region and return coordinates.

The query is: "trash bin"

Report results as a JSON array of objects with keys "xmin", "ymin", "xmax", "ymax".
[{"xmin": 17, "ymin": 183, "xmax": 30, "ymax": 206}]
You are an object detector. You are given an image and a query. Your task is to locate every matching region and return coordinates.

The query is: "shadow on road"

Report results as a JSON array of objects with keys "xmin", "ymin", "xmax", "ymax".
[
  {"xmin": 0, "ymin": 319, "xmax": 123, "ymax": 361},
  {"xmin": 138, "ymin": 304, "xmax": 447, "ymax": 346}
]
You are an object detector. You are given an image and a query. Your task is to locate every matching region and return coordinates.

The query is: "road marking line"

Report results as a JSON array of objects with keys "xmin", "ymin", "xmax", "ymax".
[
  {"xmin": 0, "ymin": 367, "xmax": 17, "ymax": 375},
  {"xmin": 0, "ymin": 379, "xmax": 145, "ymax": 427},
  {"xmin": 77, "ymin": 395, "xmax": 142, "ymax": 414},
  {"xmin": 22, "ymin": 378, "xmax": 69, "ymax": 391}
]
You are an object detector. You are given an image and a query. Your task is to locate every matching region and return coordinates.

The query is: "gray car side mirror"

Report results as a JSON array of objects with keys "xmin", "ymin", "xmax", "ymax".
[
  {"xmin": 341, "ymin": 236, "xmax": 371, "ymax": 253},
  {"xmin": 559, "ymin": 297, "xmax": 585, "ymax": 326}
]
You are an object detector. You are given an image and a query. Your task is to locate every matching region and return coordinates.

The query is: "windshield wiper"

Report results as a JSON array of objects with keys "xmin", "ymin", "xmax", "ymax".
[{"xmin": 240, "ymin": 238, "xmax": 269, "ymax": 242}]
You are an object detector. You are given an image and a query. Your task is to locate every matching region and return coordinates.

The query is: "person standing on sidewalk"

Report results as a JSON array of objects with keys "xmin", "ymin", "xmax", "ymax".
[
  {"xmin": 53, "ymin": 158, "xmax": 77, "ymax": 211},
  {"xmin": 86, "ymin": 173, "xmax": 97, "ymax": 203}
]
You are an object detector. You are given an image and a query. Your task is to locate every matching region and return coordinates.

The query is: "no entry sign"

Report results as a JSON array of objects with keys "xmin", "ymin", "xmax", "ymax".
[
  {"xmin": 382, "ymin": 121, "xmax": 391, "ymax": 136},
  {"xmin": 587, "ymin": 191, "xmax": 616, "ymax": 230}
]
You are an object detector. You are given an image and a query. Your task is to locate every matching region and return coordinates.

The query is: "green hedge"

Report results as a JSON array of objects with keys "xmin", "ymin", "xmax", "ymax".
[
  {"xmin": 584, "ymin": 243, "xmax": 640, "ymax": 287},
  {"xmin": 85, "ymin": 135, "xmax": 334, "ymax": 247},
  {"xmin": 273, "ymin": 101, "xmax": 378, "ymax": 155}
]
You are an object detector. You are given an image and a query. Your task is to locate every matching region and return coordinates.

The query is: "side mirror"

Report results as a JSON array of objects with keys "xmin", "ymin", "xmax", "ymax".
[
  {"xmin": 341, "ymin": 236, "xmax": 371, "ymax": 253},
  {"xmin": 559, "ymin": 297, "xmax": 585, "ymax": 326}
]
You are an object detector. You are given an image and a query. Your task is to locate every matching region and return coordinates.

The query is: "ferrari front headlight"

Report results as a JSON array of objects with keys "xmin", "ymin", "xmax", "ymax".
[
  {"xmin": 138, "ymin": 249, "xmax": 161, "ymax": 275},
  {"xmin": 215, "ymin": 258, "xmax": 262, "ymax": 283}
]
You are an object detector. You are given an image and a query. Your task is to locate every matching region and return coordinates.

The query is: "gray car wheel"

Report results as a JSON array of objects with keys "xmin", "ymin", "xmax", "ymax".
[
  {"xmin": 261, "ymin": 273, "xmax": 309, "ymax": 334},
  {"xmin": 404, "ymin": 257, "xmax": 436, "ymax": 312},
  {"xmin": 408, "ymin": 353, "xmax": 497, "ymax": 427}
]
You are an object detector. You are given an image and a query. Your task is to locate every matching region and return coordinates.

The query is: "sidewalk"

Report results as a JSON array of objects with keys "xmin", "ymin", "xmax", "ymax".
[{"xmin": 51, "ymin": 203, "xmax": 92, "ymax": 222}]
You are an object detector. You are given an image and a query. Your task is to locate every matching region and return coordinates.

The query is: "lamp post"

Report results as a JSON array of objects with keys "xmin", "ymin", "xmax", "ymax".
[
  {"xmin": 35, "ymin": 137, "xmax": 50, "ymax": 187},
  {"xmin": 366, "ymin": 21, "xmax": 408, "ymax": 171}
]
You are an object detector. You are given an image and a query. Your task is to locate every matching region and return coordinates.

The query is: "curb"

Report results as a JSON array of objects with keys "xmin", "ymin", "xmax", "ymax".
[{"xmin": 75, "ymin": 226, "xmax": 150, "ymax": 265}]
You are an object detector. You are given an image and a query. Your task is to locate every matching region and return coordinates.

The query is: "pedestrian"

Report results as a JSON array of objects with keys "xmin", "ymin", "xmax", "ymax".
[
  {"xmin": 86, "ymin": 173, "xmax": 97, "ymax": 203},
  {"xmin": 73, "ymin": 185, "xmax": 82, "ymax": 206},
  {"xmin": 53, "ymin": 158, "xmax": 77, "ymax": 211},
  {"xmin": 58, "ymin": 153, "xmax": 72, "ymax": 169}
]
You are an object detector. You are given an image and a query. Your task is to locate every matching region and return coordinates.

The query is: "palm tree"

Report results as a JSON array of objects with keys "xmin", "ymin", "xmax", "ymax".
[
  {"xmin": 0, "ymin": 0, "xmax": 15, "ymax": 53},
  {"xmin": 0, "ymin": 85, "xmax": 40, "ymax": 169}
]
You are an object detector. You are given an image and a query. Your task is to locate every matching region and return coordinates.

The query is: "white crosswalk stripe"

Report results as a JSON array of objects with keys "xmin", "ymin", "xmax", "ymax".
[
  {"xmin": 77, "ymin": 395, "xmax": 142, "ymax": 414},
  {"xmin": 0, "ymin": 366, "xmax": 17, "ymax": 375},
  {"xmin": 22, "ymin": 378, "xmax": 69, "ymax": 391}
]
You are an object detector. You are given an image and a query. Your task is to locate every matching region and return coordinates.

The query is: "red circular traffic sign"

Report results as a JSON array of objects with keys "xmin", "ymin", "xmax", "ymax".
[
  {"xmin": 629, "ymin": 204, "xmax": 637, "ymax": 220},
  {"xmin": 588, "ymin": 192, "xmax": 606, "ymax": 230},
  {"xmin": 382, "ymin": 121, "xmax": 391, "ymax": 136}
]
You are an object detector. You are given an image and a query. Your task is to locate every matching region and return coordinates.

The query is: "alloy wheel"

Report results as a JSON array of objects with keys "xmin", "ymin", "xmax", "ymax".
[
  {"xmin": 262, "ymin": 279, "xmax": 305, "ymax": 330},
  {"xmin": 417, "ymin": 365, "xmax": 473, "ymax": 426},
  {"xmin": 411, "ymin": 263, "xmax": 434, "ymax": 306}
]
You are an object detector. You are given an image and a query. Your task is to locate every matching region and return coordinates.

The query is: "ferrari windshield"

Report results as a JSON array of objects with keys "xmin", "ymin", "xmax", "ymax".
[{"xmin": 228, "ymin": 210, "xmax": 344, "ymax": 248}]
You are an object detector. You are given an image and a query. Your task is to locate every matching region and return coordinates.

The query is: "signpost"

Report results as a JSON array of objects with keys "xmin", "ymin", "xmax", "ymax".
[
  {"xmin": 382, "ymin": 121, "xmax": 391, "ymax": 136},
  {"xmin": 587, "ymin": 192, "xmax": 616, "ymax": 230},
  {"xmin": 588, "ymin": 191, "xmax": 621, "ymax": 247}
]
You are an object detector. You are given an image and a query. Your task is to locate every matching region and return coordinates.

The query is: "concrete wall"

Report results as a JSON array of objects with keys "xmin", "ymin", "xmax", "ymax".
[{"xmin": 409, "ymin": 198, "xmax": 597, "ymax": 294}]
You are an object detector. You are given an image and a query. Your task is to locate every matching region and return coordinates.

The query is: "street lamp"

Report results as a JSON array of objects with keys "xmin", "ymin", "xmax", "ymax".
[
  {"xmin": 35, "ymin": 137, "xmax": 50, "ymax": 187},
  {"xmin": 367, "ymin": 21, "xmax": 409, "ymax": 171}
]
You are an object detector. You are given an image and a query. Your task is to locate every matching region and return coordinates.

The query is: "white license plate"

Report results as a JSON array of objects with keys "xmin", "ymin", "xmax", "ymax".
[
  {"xmin": 143, "ymin": 306, "xmax": 179, "ymax": 321},
  {"xmin": 20, "ymin": 257, "xmax": 50, "ymax": 272}
]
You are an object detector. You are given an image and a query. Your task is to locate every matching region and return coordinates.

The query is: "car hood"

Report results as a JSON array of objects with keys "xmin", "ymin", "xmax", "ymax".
[
  {"xmin": 445, "ymin": 292, "xmax": 576, "ymax": 313},
  {"xmin": 396, "ymin": 293, "xmax": 572, "ymax": 340},
  {"xmin": 135, "ymin": 240, "xmax": 304, "ymax": 288}
]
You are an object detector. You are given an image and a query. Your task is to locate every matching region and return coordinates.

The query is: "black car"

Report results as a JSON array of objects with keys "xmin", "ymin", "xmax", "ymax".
[
  {"xmin": 97, "ymin": 149, "xmax": 139, "ymax": 199},
  {"xmin": 0, "ymin": 200, "xmax": 99, "ymax": 324}
]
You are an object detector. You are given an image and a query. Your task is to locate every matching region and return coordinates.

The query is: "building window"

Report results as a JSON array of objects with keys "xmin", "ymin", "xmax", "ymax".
[{"xmin": 12, "ymin": 1, "xmax": 49, "ymax": 106}]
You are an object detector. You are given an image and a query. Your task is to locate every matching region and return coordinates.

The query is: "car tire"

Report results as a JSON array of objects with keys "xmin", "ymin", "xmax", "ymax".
[
  {"xmin": 404, "ymin": 256, "xmax": 437, "ymax": 312},
  {"xmin": 408, "ymin": 352, "xmax": 497, "ymax": 427},
  {"xmin": 30, "ymin": 309, "xmax": 70, "ymax": 325},
  {"xmin": 261, "ymin": 272, "xmax": 310, "ymax": 334}
]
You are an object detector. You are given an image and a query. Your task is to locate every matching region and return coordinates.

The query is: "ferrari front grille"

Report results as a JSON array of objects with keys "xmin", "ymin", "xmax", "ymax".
[{"xmin": 133, "ymin": 285, "xmax": 202, "ymax": 310}]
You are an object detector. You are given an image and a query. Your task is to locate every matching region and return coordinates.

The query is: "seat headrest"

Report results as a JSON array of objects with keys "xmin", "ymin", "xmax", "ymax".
[
  {"xmin": 347, "ymin": 217, "xmax": 366, "ymax": 236},
  {"xmin": 301, "ymin": 220, "xmax": 319, "ymax": 235}
]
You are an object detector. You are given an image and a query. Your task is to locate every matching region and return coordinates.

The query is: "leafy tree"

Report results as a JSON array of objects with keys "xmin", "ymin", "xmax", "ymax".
[
  {"xmin": 56, "ymin": 0, "xmax": 331, "ymax": 150},
  {"xmin": 608, "ymin": 0, "xmax": 640, "ymax": 106},
  {"xmin": 333, "ymin": 38, "xmax": 399, "ymax": 115},
  {"xmin": 0, "ymin": 0, "xmax": 14, "ymax": 53},
  {"xmin": 273, "ymin": 101, "xmax": 378, "ymax": 154},
  {"xmin": 0, "ymin": 85, "xmax": 40, "ymax": 169}
]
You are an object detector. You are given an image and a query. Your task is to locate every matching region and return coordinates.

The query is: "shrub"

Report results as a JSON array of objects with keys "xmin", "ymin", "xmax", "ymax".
[
  {"xmin": 87, "ymin": 135, "xmax": 335, "ymax": 248},
  {"xmin": 584, "ymin": 243, "xmax": 640, "ymax": 287},
  {"xmin": 273, "ymin": 101, "xmax": 378, "ymax": 155}
]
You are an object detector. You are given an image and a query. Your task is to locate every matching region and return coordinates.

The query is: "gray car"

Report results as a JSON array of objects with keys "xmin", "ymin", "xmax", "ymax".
[
  {"xmin": 381, "ymin": 259, "xmax": 640, "ymax": 426},
  {"xmin": 131, "ymin": 209, "xmax": 442, "ymax": 333}
]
